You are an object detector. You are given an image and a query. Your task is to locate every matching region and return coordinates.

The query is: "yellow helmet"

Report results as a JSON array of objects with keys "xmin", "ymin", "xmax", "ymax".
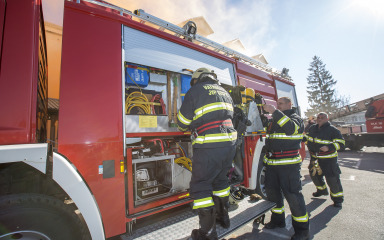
[{"xmin": 241, "ymin": 88, "xmax": 255, "ymax": 104}]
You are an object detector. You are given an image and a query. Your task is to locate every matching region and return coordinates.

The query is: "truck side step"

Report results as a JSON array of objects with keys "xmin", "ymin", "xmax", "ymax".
[{"xmin": 121, "ymin": 198, "xmax": 275, "ymax": 240}]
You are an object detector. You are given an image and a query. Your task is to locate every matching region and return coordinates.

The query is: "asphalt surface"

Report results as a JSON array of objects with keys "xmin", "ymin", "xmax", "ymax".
[{"xmin": 226, "ymin": 147, "xmax": 384, "ymax": 240}]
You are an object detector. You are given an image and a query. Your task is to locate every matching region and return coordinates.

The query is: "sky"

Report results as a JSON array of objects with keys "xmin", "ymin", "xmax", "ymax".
[{"xmin": 43, "ymin": 0, "xmax": 384, "ymax": 116}]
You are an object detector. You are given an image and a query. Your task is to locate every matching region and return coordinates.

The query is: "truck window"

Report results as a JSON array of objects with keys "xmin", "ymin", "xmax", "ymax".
[{"xmin": 275, "ymin": 79, "xmax": 299, "ymax": 108}]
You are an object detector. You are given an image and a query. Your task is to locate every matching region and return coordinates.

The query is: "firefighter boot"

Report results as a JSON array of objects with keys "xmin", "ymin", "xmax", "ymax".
[
  {"xmin": 312, "ymin": 188, "xmax": 329, "ymax": 197},
  {"xmin": 264, "ymin": 221, "xmax": 286, "ymax": 229},
  {"xmin": 264, "ymin": 213, "xmax": 286, "ymax": 229},
  {"xmin": 213, "ymin": 195, "xmax": 230, "ymax": 228},
  {"xmin": 333, "ymin": 202, "xmax": 342, "ymax": 208},
  {"xmin": 291, "ymin": 230, "xmax": 310, "ymax": 240},
  {"xmin": 190, "ymin": 207, "xmax": 218, "ymax": 240}
]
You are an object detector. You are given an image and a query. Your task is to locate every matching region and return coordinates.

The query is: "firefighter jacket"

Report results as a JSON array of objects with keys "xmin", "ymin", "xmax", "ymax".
[
  {"xmin": 304, "ymin": 121, "xmax": 315, "ymax": 133},
  {"xmin": 304, "ymin": 122, "xmax": 345, "ymax": 159},
  {"xmin": 177, "ymin": 76, "xmax": 237, "ymax": 148},
  {"xmin": 264, "ymin": 109, "xmax": 304, "ymax": 165}
]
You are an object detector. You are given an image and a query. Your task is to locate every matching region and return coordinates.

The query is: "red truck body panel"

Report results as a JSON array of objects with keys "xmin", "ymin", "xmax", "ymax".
[
  {"xmin": 0, "ymin": 0, "xmax": 41, "ymax": 145},
  {"xmin": 366, "ymin": 99, "xmax": 384, "ymax": 133},
  {"xmin": 366, "ymin": 119, "xmax": 384, "ymax": 133},
  {"xmin": 58, "ymin": 4, "xmax": 126, "ymax": 237},
  {"xmin": 235, "ymin": 61, "xmax": 295, "ymax": 107},
  {"xmin": 236, "ymin": 61, "xmax": 276, "ymax": 99},
  {"xmin": 0, "ymin": 0, "xmax": 5, "ymax": 57},
  {"xmin": 368, "ymin": 99, "xmax": 384, "ymax": 119},
  {"xmin": 243, "ymin": 135, "xmax": 260, "ymax": 187}
]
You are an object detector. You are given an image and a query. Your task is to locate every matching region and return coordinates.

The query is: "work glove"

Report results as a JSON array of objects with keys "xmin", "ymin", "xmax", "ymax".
[{"xmin": 309, "ymin": 160, "xmax": 323, "ymax": 176}]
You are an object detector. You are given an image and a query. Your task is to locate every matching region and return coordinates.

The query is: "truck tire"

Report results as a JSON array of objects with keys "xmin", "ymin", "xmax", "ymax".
[
  {"xmin": 255, "ymin": 153, "xmax": 267, "ymax": 199},
  {"xmin": 350, "ymin": 142, "xmax": 363, "ymax": 151},
  {"xmin": 0, "ymin": 193, "xmax": 90, "ymax": 240}
]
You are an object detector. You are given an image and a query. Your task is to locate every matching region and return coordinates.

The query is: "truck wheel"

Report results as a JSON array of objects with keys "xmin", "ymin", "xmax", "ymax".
[
  {"xmin": 351, "ymin": 143, "xmax": 363, "ymax": 151},
  {"xmin": 346, "ymin": 138, "xmax": 363, "ymax": 151},
  {"xmin": 255, "ymin": 154, "xmax": 267, "ymax": 199},
  {"xmin": 0, "ymin": 193, "xmax": 90, "ymax": 240}
]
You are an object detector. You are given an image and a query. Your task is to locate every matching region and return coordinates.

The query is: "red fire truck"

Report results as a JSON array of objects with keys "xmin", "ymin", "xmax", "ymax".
[
  {"xmin": 0, "ymin": 0, "xmax": 302, "ymax": 239},
  {"xmin": 329, "ymin": 94, "xmax": 384, "ymax": 150}
]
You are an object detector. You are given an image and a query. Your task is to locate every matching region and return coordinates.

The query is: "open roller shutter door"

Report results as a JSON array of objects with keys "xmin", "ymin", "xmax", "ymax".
[{"xmin": 123, "ymin": 26, "xmax": 236, "ymax": 86}]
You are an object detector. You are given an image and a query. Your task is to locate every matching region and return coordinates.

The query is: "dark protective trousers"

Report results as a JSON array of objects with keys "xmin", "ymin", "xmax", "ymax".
[
  {"xmin": 190, "ymin": 145, "xmax": 236, "ymax": 202},
  {"xmin": 265, "ymin": 163, "xmax": 309, "ymax": 234},
  {"xmin": 309, "ymin": 157, "xmax": 344, "ymax": 204}
]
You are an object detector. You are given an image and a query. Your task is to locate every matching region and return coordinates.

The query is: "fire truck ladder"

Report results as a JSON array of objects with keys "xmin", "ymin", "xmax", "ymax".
[{"xmin": 79, "ymin": 0, "xmax": 287, "ymax": 79}]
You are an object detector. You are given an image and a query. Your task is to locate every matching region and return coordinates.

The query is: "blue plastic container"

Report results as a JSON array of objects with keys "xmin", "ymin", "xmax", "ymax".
[
  {"xmin": 181, "ymin": 74, "xmax": 192, "ymax": 101},
  {"xmin": 125, "ymin": 63, "xmax": 150, "ymax": 88}
]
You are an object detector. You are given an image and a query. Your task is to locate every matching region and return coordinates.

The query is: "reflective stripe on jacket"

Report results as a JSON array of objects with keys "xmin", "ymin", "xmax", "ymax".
[
  {"xmin": 264, "ymin": 109, "xmax": 304, "ymax": 166},
  {"xmin": 177, "ymin": 77, "xmax": 237, "ymax": 148},
  {"xmin": 265, "ymin": 109, "xmax": 304, "ymax": 151},
  {"xmin": 304, "ymin": 122, "xmax": 345, "ymax": 159}
]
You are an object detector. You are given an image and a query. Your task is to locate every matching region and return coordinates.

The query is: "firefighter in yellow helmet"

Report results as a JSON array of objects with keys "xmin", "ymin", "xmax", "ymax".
[{"xmin": 177, "ymin": 67, "xmax": 237, "ymax": 240}]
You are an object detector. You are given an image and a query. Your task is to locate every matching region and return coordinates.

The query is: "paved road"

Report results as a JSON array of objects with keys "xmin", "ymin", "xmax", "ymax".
[{"xmin": 227, "ymin": 147, "xmax": 384, "ymax": 240}]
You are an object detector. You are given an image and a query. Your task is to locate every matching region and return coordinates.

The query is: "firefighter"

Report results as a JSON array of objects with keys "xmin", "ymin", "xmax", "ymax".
[
  {"xmin": 304, "ymin": 115, "xmax": 316, "ymax": 133},
  {"xmin": 263, "ymin": 97, "xmax": 310, "ymax": 240},
  {"xmin": 304, "ymin": 112, "xmax": 345, "ymax": 208},
  {"xmin": 177, "ymin": 68, "xmax": 237, "ymax": 240}
]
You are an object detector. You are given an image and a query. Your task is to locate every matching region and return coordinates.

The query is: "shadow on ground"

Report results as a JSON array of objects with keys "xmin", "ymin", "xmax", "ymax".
[{"xmin": 338, "ymin": 151, "xmax": 384, "ymax": 174}]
